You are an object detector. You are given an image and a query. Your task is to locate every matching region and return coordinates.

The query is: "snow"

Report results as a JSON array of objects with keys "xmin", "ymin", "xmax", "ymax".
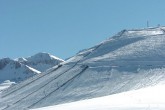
[
  {"xmin": 19, "ymin": 52, "xmax": 64, "ymax": 72},
  {"xmin": 26, "ymin": 65, "xmax": 41, "ymax": 74},
  {"xmin": 26, "ymin": 52, "xmax": 64, "ymax": 63},
  {"xmin": 1, "ymin": 27, "xmax": 165, "ymax": 110},
  {"xmin": 125, "ymin": 28, "xmax": 164, "ymax": 36},
  {"xmin": 31, "ymin": 84, "xmax": 165, "ymax": 110},
  {"xmin": 0, "ymin": 52, "xmax": 64, "ymax": 83},
  {"xmin": 0, "ymin": 58, "xmax": 39, "ymax": 83},
  {"xmin": 0, "ymin": 80, "xmax": 15, "ymax": 93},
  {"xmin": 0, "ymin": 53, "xmax": 64, "ymax": 92},
  {"xmin": 15, "ymin": 57, "xmax": 27, "ymax": 62}
]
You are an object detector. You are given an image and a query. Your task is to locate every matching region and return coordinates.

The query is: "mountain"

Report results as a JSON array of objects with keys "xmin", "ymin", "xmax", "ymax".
[
  {"xmin": 0, "ymin": 58, "xmax": 40, "ymax": 83},
  {"xmin": 0, "ymin": 53, "xmax": 64, "ymax": 84},
  {"xmin": 1, "ymin": 27, "xmax": 165, "ymax": 110},
  {"xmin": 16, "ymin": 52, "xmax": 64, "ymax": 72}
]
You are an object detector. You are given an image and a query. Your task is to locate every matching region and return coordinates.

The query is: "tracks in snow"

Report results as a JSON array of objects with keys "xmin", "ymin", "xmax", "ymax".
[
  {"xmin": 2, "ymin": 65, "xmax": 88, "ymax": 110},
  {"xmin": 2, "ymin": 40, "xmax": 103, "ymax": 110},
  {"xmin": 28, "ymin": 65, "xmax": 89, "ymax": 109},
  {"xmin": 1, "ymin": 65, "xmax": 62, "ymax": 98}
]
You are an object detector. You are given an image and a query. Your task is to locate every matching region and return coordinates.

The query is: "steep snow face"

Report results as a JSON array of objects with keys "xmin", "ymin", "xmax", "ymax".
[
  {"xmin": 0, "ymin": 58, "xmax": 40, "ymax": 83},
  {"xmin": 1, "ymin": 27, "xmax": 165, "ymax": 110},
  {"xmin": 16, "ymin": 52, "xmax": 64, "ymax": 72}
]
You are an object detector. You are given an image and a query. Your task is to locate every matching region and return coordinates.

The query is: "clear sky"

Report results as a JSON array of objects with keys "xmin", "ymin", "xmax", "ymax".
[{"xmin": 1, "ymin": 0, "xmax": 165, "ymax": 59}]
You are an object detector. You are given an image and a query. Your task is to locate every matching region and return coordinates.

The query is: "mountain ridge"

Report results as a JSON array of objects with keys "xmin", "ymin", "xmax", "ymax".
[
  {"xmin": 0, "ymin": 53, "xmax": 64, "ymax": 83},
  {"xmin": 1, "ymin": 27, "xmax": 165, "ymax": 110},
  {"xmin": 16, "ymin": 52, "xmax": 64, "ymax": 72}
]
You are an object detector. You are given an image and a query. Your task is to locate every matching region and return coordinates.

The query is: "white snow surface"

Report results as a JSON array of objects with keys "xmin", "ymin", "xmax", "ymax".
[
  {"xmin": 32, "ymin": 84, "xmax": 165, "ymax": 110},
  {"xmin": 1, "ymin": 27, "xmax": 165, "ymax": 110}
]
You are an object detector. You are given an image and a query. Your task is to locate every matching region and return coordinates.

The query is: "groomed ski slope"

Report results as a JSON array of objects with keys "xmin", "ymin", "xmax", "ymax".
[
  {"xmin": 31, "ymin": 84, "xmax": 165, "ymax": 110},
  {"xmin": 1, "ymin": 27, "xmax": 165, "ymax": 110}
]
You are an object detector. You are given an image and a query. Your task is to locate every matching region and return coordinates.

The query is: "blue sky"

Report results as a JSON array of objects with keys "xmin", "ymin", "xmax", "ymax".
[{"xmin": 0, "ymin": 0, "xmax": 165, "ymax": 59}]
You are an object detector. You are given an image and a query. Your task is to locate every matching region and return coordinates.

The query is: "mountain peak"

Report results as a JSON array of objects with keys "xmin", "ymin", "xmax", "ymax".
[
  {"xmin": 0, "ymin": 57, "xmax": 12, "ymax": 63},
  {"xmin": 15, "ymin": 57, "xmax": 27, "ymax": 63},
  {"xmin": 27, "ymin": 52, "xmax": 64, "ymax": 62},
  {"xmin": 0, "ymin": 58, "xmax": 18, "ymax": 70},
  {"xmin": 16, "ymin": 52, "xmax": 64, "ymax": 72},
  {"xmin": 0, "ymin": 52, "xmax": 64, "ymax": 83}
]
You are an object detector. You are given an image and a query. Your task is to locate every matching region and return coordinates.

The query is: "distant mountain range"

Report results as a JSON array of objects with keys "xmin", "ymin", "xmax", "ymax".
[{"xmin": 0, "ymin": 52, "xmax": 64, "ymax": 83}]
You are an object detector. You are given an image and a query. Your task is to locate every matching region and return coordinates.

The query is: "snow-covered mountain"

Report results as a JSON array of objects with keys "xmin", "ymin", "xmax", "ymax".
[
  {"xmin": 0, "ymin": 53, "xmax": 64, "ymax": 84},
  {"xmin": 0, "ymin": 58, "xmax": 40, "ymax": 83},
  {"xmin": 16, "ymin": 52, "xmax": 64, "ymax": 72},
  {"xmin": 1, "ymin": 27, "xmax": 165, "ymax": 110}
]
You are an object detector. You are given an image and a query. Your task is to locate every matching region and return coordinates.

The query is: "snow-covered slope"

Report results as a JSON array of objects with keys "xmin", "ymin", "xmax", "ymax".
[
  {"xmin": 1, "ymin": 27, "xmax": 165, "ymax": 110},
  {"xmin": 31, "ymin": 84, "xmax": 165, "ymax": 110},
  {"xmin": 0, "ymin": 58, "xmax": 40, "ymax": 83},
  {"xmin": 0, "ymin": 81, "xmax": 15, "ymax": 93},
  {"xmin": 16, "ymin": 52, "xmax": 64, "ymax": 72}
]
